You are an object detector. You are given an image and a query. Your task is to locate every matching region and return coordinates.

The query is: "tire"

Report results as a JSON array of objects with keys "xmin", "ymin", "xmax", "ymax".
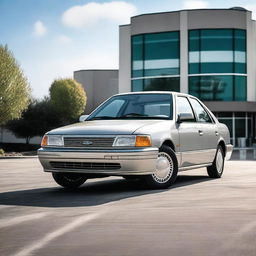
[
  {"xmin": 52, "ymin": 172, "xmax": 87, "ymax": 189},
  {"xmin": 142, "ymin": 145, "xmax": 178, "ymax": 189},
  {"xmin": 122, "ymin": 175, "xmax": 139, "ymax": 180},
  {"xmin": 207, "ymin": 145, "xmax": 224, "ymax": 178}
]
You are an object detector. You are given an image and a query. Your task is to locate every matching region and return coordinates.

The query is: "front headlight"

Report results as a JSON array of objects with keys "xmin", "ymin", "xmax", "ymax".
[
  {"xmin": 41, "ymin": 135, "xmax": 64, "ymax": 147},
  {"xmin": 113, "ymin": 135, "xmax": 151, "ymax": 147}
]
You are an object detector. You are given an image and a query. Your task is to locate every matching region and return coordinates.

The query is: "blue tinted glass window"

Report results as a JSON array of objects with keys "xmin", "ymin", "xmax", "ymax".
[
  {"xmin": 234, "ymin": 76, "xmax": 247, "ymax": 101},
  {"xmin": 189, "ymin": 75, "xmax": 247, "ymax": 101},
  {"xmin": 144, "ymin": 77, "xmax": 180, "ymax": 92},
  {"xmin": 201, "ymin": 29, "xmax": 233, "ymax": 51},
  {"xmin": 234, "ymin": 30, "xmax": 246, "ymax": 51},
  {"xmin": 131, "ymin": 32, "xmax": 180, "ymax": 79},
  {"xmin": 189, "ymin": 30, "xmax": 200, "ymax": 51},
  {"xmin": 132, "ymin": 79, "xmax": 143, "ymax": 92},
  {"xmin": 132, "ymin": 35, "xmax": 143, "ymax": 78},
  {"xmin": 188, "ymin": 29, "xmax": 246, "ymax": 74}
]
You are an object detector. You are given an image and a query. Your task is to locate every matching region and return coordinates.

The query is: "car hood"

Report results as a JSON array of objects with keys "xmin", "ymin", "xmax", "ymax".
[{"xmin": 47, "ymin": 119, "xmax": 167, "ymax": 135}]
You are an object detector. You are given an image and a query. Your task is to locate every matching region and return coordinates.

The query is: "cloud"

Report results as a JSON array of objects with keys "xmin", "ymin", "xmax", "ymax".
[
  {"xmin": 62, "ymin": 1, "xmax": 137, "ymax": 28},
  {"xmin": 34, "ymin": 20, "xmax": 47, "ymax": 36},
  {"xmin": 183, "ymin": 0, "xmax": 209, "ymax": 9},
  {"xmin": 56, "ymin": 35, "xmax": 72, "ymax": 44},
  {"xmin": 245, "ymin": 4, "xmax": 256, "ymax": 19}
]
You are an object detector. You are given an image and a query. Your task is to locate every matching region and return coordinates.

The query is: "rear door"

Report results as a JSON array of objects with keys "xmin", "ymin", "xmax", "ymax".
[
  {"xmin": 188, "ymin": 97, "xmax": 219, "ymax": 163},
  {"xmin": 176, "ymin": 96, "xmax": 204, "ymax": 167}
]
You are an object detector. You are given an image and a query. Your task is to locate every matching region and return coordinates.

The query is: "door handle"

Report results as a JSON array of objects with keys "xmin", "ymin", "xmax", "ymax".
[
  {"xmin": 215, "ymin": 131, "xmax": 219, "ymax": 136},
  {"xmin": 198, "ymin": 130, "xmax": 203, "ymax": 136}
]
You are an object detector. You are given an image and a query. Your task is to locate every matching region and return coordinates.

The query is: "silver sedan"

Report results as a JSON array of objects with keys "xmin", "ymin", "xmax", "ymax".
[{"xmin": 38, "ymin": 92, "xmax": 233, "ymax": 189}]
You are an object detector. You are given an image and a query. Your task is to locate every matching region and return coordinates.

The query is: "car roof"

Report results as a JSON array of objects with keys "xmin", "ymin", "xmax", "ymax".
[{"xmin": 113, "ymin": 91, "xmax": 192, "ymax": 98}]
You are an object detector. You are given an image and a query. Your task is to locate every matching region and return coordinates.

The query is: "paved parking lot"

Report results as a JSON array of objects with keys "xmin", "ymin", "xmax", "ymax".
[{"xmin": 0, "ymin": 158, "xmax": 256, "ymax": 256}]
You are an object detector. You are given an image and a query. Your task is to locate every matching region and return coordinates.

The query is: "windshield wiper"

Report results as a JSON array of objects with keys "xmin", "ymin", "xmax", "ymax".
[
  {"xmin": 88, "ymin": 116, "xmax": 117, "ymax": 120},
  {"xmin": 119, "ymin": 113, "xmax": 148, "ymax": 118}
]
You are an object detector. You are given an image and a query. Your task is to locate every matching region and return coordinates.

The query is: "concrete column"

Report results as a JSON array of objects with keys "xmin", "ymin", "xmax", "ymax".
[
  {"xmin": 119, "ymin": 25, "xmax": 131, "ymax": 93},
  {"xmin": 180, "ymin": 11, "xmax": 188, "ymax": 94},
  {"xmin": 246, "ymin": 12, "xmax": 256, "ymax": 101}
]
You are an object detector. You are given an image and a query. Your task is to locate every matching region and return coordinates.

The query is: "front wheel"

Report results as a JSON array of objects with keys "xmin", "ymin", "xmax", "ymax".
[
  {"xmin": 207, "ymin": 145, "xmax": 224, "ymax": 178},
  {"xmin": 52, "ymin": 172, "xmax": 87, "ymax": 189},
  {"xmin": 142, "ymin": 145, "xmax": 178, "ymax": 189}
]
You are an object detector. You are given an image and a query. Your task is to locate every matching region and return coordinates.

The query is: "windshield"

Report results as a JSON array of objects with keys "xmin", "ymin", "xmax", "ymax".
[{"xmin": 87, "ymin": 93, "xmax": 173, "ymax": 120}]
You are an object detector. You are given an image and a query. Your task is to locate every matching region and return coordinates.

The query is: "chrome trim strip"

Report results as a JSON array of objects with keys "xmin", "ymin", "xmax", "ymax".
[
  {"xmin": 179, "ymin": 163, "xmax": 212, "ymax": 171},
  {"xmin": 181, "ymin": 149, "xmax": 216, "ymax": 154},
  {"xmin": 38, "ymin": 147, "xmax": 158, "ymax": 154}
]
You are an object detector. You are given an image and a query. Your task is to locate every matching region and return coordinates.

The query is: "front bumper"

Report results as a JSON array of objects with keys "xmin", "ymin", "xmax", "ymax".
[
  {"xmin": 38, "ymin": 147, "xmax": 159, "ymax": 175},
  {"xmin": 225, "ymin": 144, "xmax": 233, "ymax": 161}
]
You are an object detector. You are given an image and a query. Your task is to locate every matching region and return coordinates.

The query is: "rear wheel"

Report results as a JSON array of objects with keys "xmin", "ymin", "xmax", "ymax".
[
  {"xmin": 52, "ymin": 172, "xmax": 87, "ymax": 189},
  {"xmin": 207, "ymin": 145, "xmax": 224, "ymax": 178},
  {"xmin": 143, "ymin": 145, "xmax": 178, "ymax": 189}
]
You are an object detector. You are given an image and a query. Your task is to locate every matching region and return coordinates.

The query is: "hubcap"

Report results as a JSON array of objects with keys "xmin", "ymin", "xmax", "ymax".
[
  {"xmin": 152, "ymin": 152, "xmax": 173, "ymax": 183},
  {"xmin": 216, "ymin": 149, "xmax": 224, "ymax": 174}
]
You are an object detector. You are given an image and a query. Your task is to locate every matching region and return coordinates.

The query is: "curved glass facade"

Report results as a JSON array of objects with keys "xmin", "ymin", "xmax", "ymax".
[
  {"xmin": 189, "ymin": 75, "xmax": 247, "ymax": 101},
  {"xmin": 189, "ymin": 29, "xmax": 246, "ymax": 74},
  {"xmin": 188, "ymin": 29, "xmax": 247, "ymax": 101},
  {"xmin": 131, "ymin": 31, "xmax": 180, "ymax": 92}
]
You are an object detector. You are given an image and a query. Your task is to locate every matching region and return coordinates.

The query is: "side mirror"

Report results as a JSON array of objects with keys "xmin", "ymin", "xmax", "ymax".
[
  {"xmin": 177, "ymin": 113, "xmax": 194, "ymax": 123},
  {"xmin": 79, "ymin": 115, "xmax": 89, "ymax": 122}
]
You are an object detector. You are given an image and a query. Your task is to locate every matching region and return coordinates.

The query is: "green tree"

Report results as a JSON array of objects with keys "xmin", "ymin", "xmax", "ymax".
[
  {"xmin": 49, "ymin": 78, "xmax": 87, "ymax": 124},
  {"xmin": 0, "ymin": 45, "xmax": 30, "ymax": 125},
  {"xmin": 6, "ymin": 98, "xmax": 60, "ymax": 144}
]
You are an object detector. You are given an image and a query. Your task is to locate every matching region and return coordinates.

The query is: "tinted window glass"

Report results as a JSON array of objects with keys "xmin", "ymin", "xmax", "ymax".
[
  {"xmin": 189, "ymin": 75, "xmax": 247, "ymax": 101},
  {"xmin": 177, "ymin": 96, "xmax": 195, "ymax": 121},
  {"xmin": 190, "ymin": 98, "xmax": 212, "ymax": 123},
  {"xmin": 144, "ymin": 77, "xmax": 180, "ymax": 91},
  {"xmin": 132, "ymin": 35, "xmax": 143, "ymax": 78},
  {"xmin": 131, "ymin": 32, "xmax": 180, "ymax": 78},
  {"xmin": 94, "ymin": 99, "xmax": 125, "ymax": 118},
  {"xmin": 132, "ymin": 77, "xmax": 180, "ymax": 92},
  {"xmin": 188, "ymin": 29, "xmax": 246, "ymax": 74},
  {"xmin": 89, "ymin": 94, "xmax": 173, "ymax": 120}
]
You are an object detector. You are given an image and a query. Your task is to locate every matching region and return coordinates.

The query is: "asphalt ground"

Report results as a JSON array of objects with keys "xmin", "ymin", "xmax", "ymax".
[{"xmin": 0, "ymin": 158, "xmax": 255, "ymax": 256}]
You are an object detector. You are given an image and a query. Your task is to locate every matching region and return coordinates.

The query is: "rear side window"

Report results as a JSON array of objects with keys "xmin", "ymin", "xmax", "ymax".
[
  {"xmin": 189, "ymin": 98, "xmax": 212, "ymax": 123},
  {"xmin": 177, "ymin": 96, "xmax": 195, "ymax": 121}
]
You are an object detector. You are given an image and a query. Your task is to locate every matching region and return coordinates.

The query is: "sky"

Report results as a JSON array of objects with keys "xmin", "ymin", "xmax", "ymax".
[{"xmin": 1, "ymin": 0, "xmax": 256, "ymax": 99}]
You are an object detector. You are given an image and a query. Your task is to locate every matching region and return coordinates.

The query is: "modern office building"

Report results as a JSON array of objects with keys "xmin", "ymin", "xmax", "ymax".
[
  {"xmin": 74, "ymin": 69, "xmax": 118, "ymax": 114},
  {"xmin": 118, "ymin": 7, "xmax": 256, "ymax": 147},
  {"xmin": 75, "ymin": 8, "xmax": 256, "ymax": 147}
]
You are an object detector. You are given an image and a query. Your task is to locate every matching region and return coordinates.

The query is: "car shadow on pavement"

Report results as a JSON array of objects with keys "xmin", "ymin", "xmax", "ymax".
[{"xmin": 0, "ymin": 175, "xmax": 211, "ymax": 208}]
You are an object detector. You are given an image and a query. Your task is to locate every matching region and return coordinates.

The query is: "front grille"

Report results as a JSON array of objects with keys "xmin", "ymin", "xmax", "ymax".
[
  {"xmin": 63, "ymin": 137, "xmax": 115, "ymax": 148},
  {"xmin": 50, "ymin": 161, "xmax": 121, "ymax": 170}
]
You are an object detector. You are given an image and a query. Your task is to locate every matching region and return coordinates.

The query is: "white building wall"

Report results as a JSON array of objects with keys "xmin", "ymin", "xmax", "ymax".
[
  {"xmin": 74, "ymin": 70, "xmax": 118, "ymax": 114},
  {"xmin": 180, "ymin": 11, "xmax": 188, "ymax": 93},
  {"xmin": 246, "ymin": 13, "xmax": 256, "ymax": 101},
  {"xmin": 119, "ymin": 25, "xmax": 131, "ymax": 93}
]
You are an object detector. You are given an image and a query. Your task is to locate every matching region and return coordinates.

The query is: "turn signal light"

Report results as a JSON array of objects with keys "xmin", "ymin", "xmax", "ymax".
[
  {"xmin": 135, "ymin": 136, "xmax": 151, "ymax": 147},
  {"xmin": 41, "ymin": 135, "xmax": 48, "ymax": 147}
]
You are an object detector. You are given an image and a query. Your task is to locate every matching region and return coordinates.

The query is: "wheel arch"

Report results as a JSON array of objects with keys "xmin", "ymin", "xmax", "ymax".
[
  {"xmin": 162, "ymin": 140, "xmax": 175, "ymax": 152},
  {"xmin": 218, "ymin": 140, "xmax": 226, "ymax": 157}
]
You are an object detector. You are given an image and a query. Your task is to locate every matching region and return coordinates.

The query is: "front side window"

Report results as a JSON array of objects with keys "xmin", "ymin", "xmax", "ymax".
[
  {"xmin": 189, "ymin": 98, "xmax": 212, "ymax": 123},
  {"xmin": 176, "ymin": 96, "xmax": 195, "ymax": 121},
  {"xmin": 88, "ymin": 94, "xmax": 173, "ymax": 120}
]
